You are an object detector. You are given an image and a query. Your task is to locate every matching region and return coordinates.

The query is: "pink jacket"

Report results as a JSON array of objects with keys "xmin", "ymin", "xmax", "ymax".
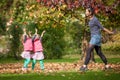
[
  {"xmin": 33, "ymin": 38, "xmax": 43, "ymax": 52},
  {"xmin": 23, "ymin": 37, "xmax": 33, "ymax": 51}
]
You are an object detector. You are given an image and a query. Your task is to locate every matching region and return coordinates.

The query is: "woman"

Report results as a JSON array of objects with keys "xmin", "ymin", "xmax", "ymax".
[{"xmin": 80, "ymin": 7, "xmax": 114, "ymax": 71}]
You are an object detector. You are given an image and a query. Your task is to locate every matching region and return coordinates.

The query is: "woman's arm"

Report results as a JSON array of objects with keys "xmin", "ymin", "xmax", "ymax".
[
  {"xmin": 103, "ymin": 28, "xmax": 114, "ymax": 34},
  {"xmin": 95, "ymin": 18, "xmax": 114, "ymax": 34}
]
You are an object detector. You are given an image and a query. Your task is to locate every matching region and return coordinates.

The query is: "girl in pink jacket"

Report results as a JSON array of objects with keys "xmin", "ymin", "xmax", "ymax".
[
  {"xmin": 32, "ymin": 29, "xmax": 46, "ymax": 70},
  {"xmin": 21, "ymin": 28, "xmax": 33, "ymax": 72}
]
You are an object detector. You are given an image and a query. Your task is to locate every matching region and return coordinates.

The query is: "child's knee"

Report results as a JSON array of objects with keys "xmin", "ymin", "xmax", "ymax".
[
  {"xmin": 33, "ymin": 59, "xmax": 36, "ymax": 63},
  {"xmin": 26, "ymin": 59, "xmax": 31, "ymax": 63}
]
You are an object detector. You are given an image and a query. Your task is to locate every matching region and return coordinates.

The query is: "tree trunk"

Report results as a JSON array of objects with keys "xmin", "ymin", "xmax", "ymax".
[
  {"xmin": 81, "ymin": 30, "xmax": 88, "ymax": 61},
  {"xmin": 13, "ymin": 52, "xmax": 19, "ymax": 60},
  {"xmin": 81, "ymin": 30, "xmax": 95, "ymax": 63}
]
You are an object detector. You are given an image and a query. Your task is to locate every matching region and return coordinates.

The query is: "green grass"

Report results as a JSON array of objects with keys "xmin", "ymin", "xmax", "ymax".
[
  {"xmin": 0, "ymin": 58, "xmax": 79, "ymax": 64},
  {"xmin": 0, "ymin": 57, "xmax": 120, "ymax": 64},
  {"xmin": 0, "ymin": 71, "xmax": 119, "ymax": 80},
  {"xmin": 95, "ymin": 58, "xmax": 120, "ymax": 64},
  {"xmin": 0, "ymin": 58, "xmax": 21, "ymax": 64},
  {"xmin": 44, "ymin": 58, "xmax": 79, "ymax": 63}
]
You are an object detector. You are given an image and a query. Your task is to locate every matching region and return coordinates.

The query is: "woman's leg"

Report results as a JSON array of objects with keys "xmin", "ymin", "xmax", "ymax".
[
  {"xmin": 84, "ymin": 44, "xmax": 95, "ymax": 65},
  {"xmin": 32, "ymin": 59, "xmax": 36, "ymax": 70},
  {"xmin": 80, "ymin": 44, "xmax": 95, "ymax": 71},
  {"xmin": 91, "ymin": 51, "xmax": 96, "ymax": 62},
  {"xmin": 94, "ymin": 46, "xmax": 107, "ymax": 65},
  {"xmin": 39, "ymin": 60, "xmax": 44, "ymax": 70}
]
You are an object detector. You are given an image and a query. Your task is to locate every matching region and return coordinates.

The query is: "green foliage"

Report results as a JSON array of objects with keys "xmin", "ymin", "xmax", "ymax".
[
  {"xmin": 0, "ymin": 0, "xmax": 13, "ymax": 35},
  {"xmin": 42, "ymin": 27, "xmax": 65, "ymax": 59},
  {"xmin": 0, "ymin": 15, "xmax": 6, "ymax": 35},
  {"xmin": 8, "ymin": 22, "xmax": 22, "ymax": 58},
  {"xmin": 0, "ymin": 0, "xmax": 120, "ymax": 59},
  {"xmin": 64, "ymin": 21, "xmax": 85, "ymax": 55}
]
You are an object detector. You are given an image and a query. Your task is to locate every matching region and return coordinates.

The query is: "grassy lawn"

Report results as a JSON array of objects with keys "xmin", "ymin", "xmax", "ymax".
[
  {"xmin": 0, "ymin": 71, "xmax": 119, "ymax": 80},
  {"xmin": 0, "ymin": 51, "xmax": 120, "ymax": 63},
  {"xmin": 0, "ymin": 57, "xmax": 120, "ymax": 64}
]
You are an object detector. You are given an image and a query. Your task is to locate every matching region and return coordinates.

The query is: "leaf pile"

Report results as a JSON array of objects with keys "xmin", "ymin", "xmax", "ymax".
[{"xmin": 0, "ymin": 62, "xmax": 120, "ymax": 74}]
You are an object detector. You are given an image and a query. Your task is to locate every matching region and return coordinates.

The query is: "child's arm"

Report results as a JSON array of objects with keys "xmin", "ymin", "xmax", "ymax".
[
  {"xmin": 32, "ymin": 28, "xmax": 38, "ymax": 41},
  {"xmin": 35, "ymin": 28, "xmax": 38, "ymax": 35},
  {"xmin": 32, "ymin": 35, "xmax": 36, "ymax": 42},
  {"xmin": 23, "ymin": 28, "xmax": 27, "ymax": 36},
  {"xmin": 40, "ymin": 30, "xmax": 46, "ymax": 38},
  {"xmin": 23, "ymin": 35, "xmax": 27, "ymax": 43},
  {"xmin": 23, "ymin": 28, "xmax": 27, "ymax": 43},
  {"xmin": 40, "ymin": 30, "xmax": 46, "ymax": 41}
]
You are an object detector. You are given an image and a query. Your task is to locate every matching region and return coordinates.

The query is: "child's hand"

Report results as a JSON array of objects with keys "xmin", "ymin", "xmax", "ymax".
[
  {"xmin": 42, "ymin": 30, "xmax": 46, "ymax": 34},
  {"xmin": 23, "ymin": 28, "xmax": 26, "ymax": 32},
  {"xmin": 28, "ymin": 31, "xmax": 32, "ymax": 37},
  {"xmin": 23, "ymin": 28, "xmax": 27, "ymax": 34}
]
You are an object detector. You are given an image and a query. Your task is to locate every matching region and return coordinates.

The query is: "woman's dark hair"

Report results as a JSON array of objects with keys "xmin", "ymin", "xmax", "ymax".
[{"xmin": 86, "ymin": 7, "xmax": 94, "ymax": 15}]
